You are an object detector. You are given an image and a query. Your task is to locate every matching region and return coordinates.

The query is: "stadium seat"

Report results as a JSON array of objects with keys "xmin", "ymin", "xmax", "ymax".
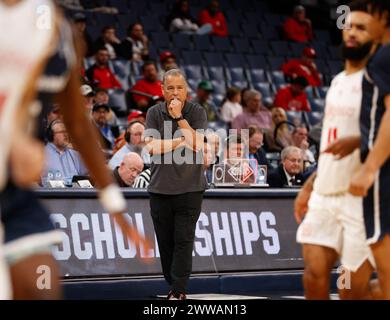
[
  {"xmin": 182, "ymin": 50, "xmax": 203, "ymax": 65},
  {"xmin": 312, "ymin": 41, "xmax": 330, "ymax": 59},
  {"xmin": 193, "ymin": 35, "xmax": 212, "ymax": 51},
  {"xmin": 108, "ymin": 89, "xmax": 127, "ymax": 114},
  {"xmin": 267, "ymin": 56, "xmax": 285, "ymax": 70},
  {"xmin": 244, "ymin": 12, "xmax": 261, "ymax": 26},
  {"xmin": 318, "ymin": 86, "xmax": 329, "ymax": 99},
  {"xmin": 251, "ymin": 39, "xmax": 269, "ymax": 55},
  {"xmin": 315, "ymin": 29, "xmax": 331, "ymax": 43},
  {"xmin": 111, "ymin": 59, "xmax": 131, "ymax": 90},
  {"xmin": 117, "ymin": 14, "xmax": 137, "ymax": 29},
  {"xmin": 207, "ymin": 66, "xmax": 225, "ymax": 81},
  {"xmin": 304, "ymin": 87, "xmax": 316, "ymax": 100},
  {"xmin": 225, "ymin": 53, "xmax": 246, "ymax": 67},
  {"xmin": 253, "ymin": 82, "xmax": 272, "ymax": 99},
  {"xmin": 172, "ymin": 34, "xmax": 192, "ymax": 50},
  {"xmin": 248, "ymin": 69, "xmax": 267, "ymax": 83},
  {"xmin": 148, "ymin": 2, "xmax": 168, "ymax": 17},
  {"xmin": 307, "ymin": 111, "xmax": 323, "ymax": 126},
  {"xmin": 242, "ymin": 23, "xmax": 260, "ymax": 39},
  {"xmin": 328, "ymin": 60, "xmax": 344, "ymax": 75},
  {"xmin": 226, "ymin": 67, "xmax": 247, "ymax": 82},
  {"xmin": 259, "ymin": 24, "xmax": 279, "ymax": 40},
  {"xmin": 228, "ymin": 20, "xmax": 242, "ymax": 38},
  {"xmin": 183, "ymin": 65, "xmax": 203, "ymax": 80},
  {"xmin": 95, "ymin": 13, "xmax": 117, "ymax": 27},
  {"xmin": 232, "ymin": 38, "xmax": 251, "ymax": 54},
  {"xmin": 212, "ymin": 36, "xmax": 232, "ymax": 52},
  {"xmin": 270, "ymin": 41, "xmax": 289, "ymax": 56},
  {"xmin": 286, "ymin": 111, "xmax": 303, "ymax": 125},
  {"xmin": 246, "ymin": 54, "xmax": 267, "ymax": 69},
  {"xmin": 151, "ymin": 32, "xmax": 170, "ymax": 50},
  {"xmin": 270, "ymin": 70, "xmax": 285, "ymax": 86},
  {"xmin": 140, "ymin": 15, "xmax": 161, "ymax": 33},
  {"xmin": 210, "ymin": 80, "xmax": 227, "ymax": 95},
  {"xmin": 187, "ymin": 78, "xmax": 198, "ymax": 92},
  {"xmin": 328, "ymin": 46, "xmax": 342, "ymax": 60},
  {"xmin": 310, "ymin": 98, "xmax": 325, "ymax": 112},
  {"xmin": 204, "ymin": 52, "xmax": 224, "ymax": 66},
  {"xmin": 263, "ymin": 13, "xmax": 283, "ymax": 26},
  {"xmin": 315, "ymin": 59, "xmax": 329, "ymax": 75},
  {"xmin": 109, "ymin": 0, "xmax": 129, "ymax": 14},
  {"xmin": 289, "ymin": 42, "xmax": 306, "ymax": 58}
]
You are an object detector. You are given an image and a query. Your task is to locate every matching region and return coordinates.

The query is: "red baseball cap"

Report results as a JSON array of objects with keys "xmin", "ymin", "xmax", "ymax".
[
  {"xmin": 159, "ymin": 51, "xmax": 176, "ymax": 64},
  {"xmin": 127, "ymin": 110, "xmax": 146, "ymax": 123},
  {"xmin": 303, "ymin": 47, "xmax": 316, "ymax": 58}
]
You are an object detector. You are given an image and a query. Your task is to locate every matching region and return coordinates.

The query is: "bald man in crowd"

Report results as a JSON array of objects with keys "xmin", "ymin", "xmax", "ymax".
[{"xmin": 113, "ymin": 152, "xmax": 144, "ymax": 187}]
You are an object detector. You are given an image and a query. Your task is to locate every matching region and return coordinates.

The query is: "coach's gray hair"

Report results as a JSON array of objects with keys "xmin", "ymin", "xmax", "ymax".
[
  {"xmin": 281, "ymin": 146, "xmax": 302, "ymax": 161},
  {"xmin": 243, "ymin": 89, "xmax": 262, "ymax": 105},
  {"xmin": 162, "ymin": 68, "xmax": 187, "ymax": 86}
]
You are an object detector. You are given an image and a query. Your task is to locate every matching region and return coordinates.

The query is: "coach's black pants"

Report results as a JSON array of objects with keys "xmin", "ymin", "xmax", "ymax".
[{"xmin": 149, "ymin": 191, "xmax": 203, "ymax": 294}]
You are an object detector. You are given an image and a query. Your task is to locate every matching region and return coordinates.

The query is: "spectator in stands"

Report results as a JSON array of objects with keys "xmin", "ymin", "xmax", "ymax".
[
  {"xmin": 248, "ymin": 126, "xmax": 268, "ymax": 167},
  {"xmin": 112, "ymin": 111, "xmax": 147, "ymax": 154},
  {"xmin": 206, "ymin": 132, "xmax": 221, "ymax": 164},
  {"xmin": 80, "ymin": 0, "xmax": 118, "ymax": 14},
  {"xmin": 264, "ymin": 107, "xmax": 293, "ymax": 153},
  {"xmin": 109, "ymin": 121, "xmax": 150, "ymax": 169},
  {"xmin": 42, "ymin": 120, "xmax": 88, "ymax": 185},
  {"xmin": 85, "ymin": 47, "xmax": 122, "ymax": 89},
  {"xmin": 127, "ymin": 110, "xmax": 146, "ymax": 124},
  {"xmin": 131, "ymin": 61, "xmax": 163, "ymax": 110},
  {"xmin": 72, "ymin": 13, "xmax": 93, "ymax": 57},
  {"xmin": 192, "ymin": 80, "xmax": 220, "ymax": 122},
  {"xmin": 268, "ymin": 146, "xmax": 304, "ymax": 188},
  {"xmin": 222, "ymin": 134, "xmax": 257, "ymax": 184},
  {"xmin": 281, "ymin": 47, "xmax": 322, "ymax": 87},
  {"xmin": 93, "ymin": 26, "xmax": 121, "ymax": 59},
  {"xmin": 199, "ymin": 0, "xmax": 228, "ymax": 37},
  {"xmin": 113, "ymin": 152, "xmax": 144, "ymax": 187},
  {"xmin": 231, "ymin": 90, "xmax": 272, "ymax": 132},
  {"xmin": 203, "ymin": 142, "xmax": 213, "ymax": 183},
  {"xmin": 291, "ymin": 125, "xmax": 315, "ymax": 165},
  {"xmin": 80, "ymin": 84, "xmax": 95, "ymax": 114},
  {"xmin": 38, "ymin": 104, "xmax": 63, "ymax": 143},
  {"xmin": 58, "ymin": 0, "xmax": 118, "ymax": 13},
  {"xmin": 158, "ymin": 51, "xmax": 179, "ymax": 80},
  {"xmin": 205, "ymin": 132, "xmax": 221, "ymax": 182},
  {"xmin": 166, "ymin": 0, "xmax": 212, "ymax": 35},
  {"xmin": 120, "ymin": 23, "xmax": 149, "ymax": 62},
  {"xmin": 283, "ymin": 5, "xmax": 313, "ymax": 43},
  {"xmin": 220, "ymin": 87, "xmax": 243, "ymax": 126},
  {"xmin": 274, "ymin": 76, "xmax": 311, "ymax": 112},
  {"xmin": 223, "ymin": 134, "xmax": 244, "ymax": 162},
  {"xmin": 92, "ymin": 104, "xmax": 117, "ymax": 151},
  {"xmin": 94, "ymin": 87, "xmax": 119, "ymax": 128}
]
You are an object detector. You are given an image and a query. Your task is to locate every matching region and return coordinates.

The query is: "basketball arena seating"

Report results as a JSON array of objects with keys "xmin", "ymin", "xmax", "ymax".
[{"xmin": 66, "ymin": 0, "xmax": 341, "ymax": 127}]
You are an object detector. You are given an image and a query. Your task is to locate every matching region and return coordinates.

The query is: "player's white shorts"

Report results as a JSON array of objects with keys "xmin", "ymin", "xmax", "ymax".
[
  {"xmin": 0, "ymin": 224, "xmax": 12, "ymax": 300},
  {"xmin": 297, "ymin": 191, "xmax": 375, "ymax": 272}
]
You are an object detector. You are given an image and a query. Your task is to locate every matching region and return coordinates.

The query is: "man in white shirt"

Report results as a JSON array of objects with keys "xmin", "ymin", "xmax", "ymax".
[{"xmin": 294, "ymin": 5, "xmax": 379, "ymax": 299}]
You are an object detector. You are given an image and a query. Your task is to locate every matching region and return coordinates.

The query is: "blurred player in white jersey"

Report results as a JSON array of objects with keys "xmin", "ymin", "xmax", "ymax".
[
  {"xmin": 294, "ymin": 2, "xmax": 380, "ymax": 299},
  {"xmin": 0, "ymin": 0, "xmax": 150, "ymax": 299}
]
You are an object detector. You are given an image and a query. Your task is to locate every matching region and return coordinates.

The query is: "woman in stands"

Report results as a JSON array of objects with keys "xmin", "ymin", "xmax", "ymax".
[{"xmin": 264, "ymin": 107, "xmax": 293, "ymax": 153}]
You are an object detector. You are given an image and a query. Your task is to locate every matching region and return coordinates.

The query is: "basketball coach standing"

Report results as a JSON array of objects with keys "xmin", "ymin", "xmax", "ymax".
[{"xmin": 144, "ymin": 69, "xmax": 208, "ymax": 300}]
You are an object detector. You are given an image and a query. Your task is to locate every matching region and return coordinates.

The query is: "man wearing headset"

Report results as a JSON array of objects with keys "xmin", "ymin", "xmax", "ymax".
[
  {"xmin": 109, "ymin": 121, "xmax": 150, "ymax": 169},
  {"xmin": 42, "ymin": 120, "xmax": 88, "ymax": 186}
]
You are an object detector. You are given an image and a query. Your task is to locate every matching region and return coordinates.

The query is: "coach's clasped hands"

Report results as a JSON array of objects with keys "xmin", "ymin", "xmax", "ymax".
[{"xmin": 168, "ymin": 98, "xmax": 182, "ymax": 119}]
